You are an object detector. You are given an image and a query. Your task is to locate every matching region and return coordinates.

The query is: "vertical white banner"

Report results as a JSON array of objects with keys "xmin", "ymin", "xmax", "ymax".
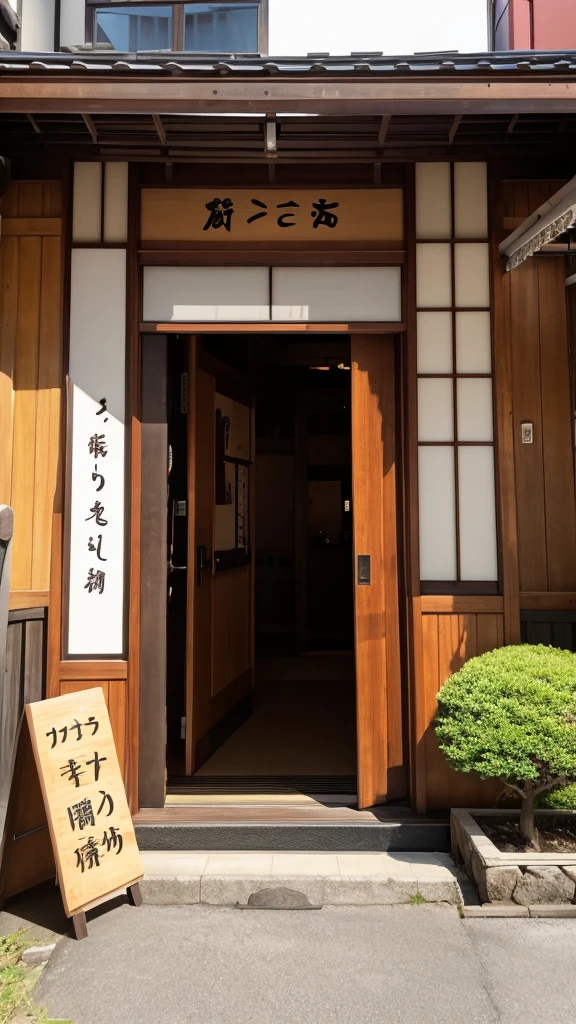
[{"xmin": 67, "ymin": 248, "xmax": 127, "ymax": 657}]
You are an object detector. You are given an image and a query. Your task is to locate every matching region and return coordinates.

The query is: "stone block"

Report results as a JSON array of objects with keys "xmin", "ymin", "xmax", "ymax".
[
  {"xmin": 484, "ymin": 866, "xmax": 523, "ymax": 903},
  {"xmin": 529, "ymin": 905, "xmax": 576, "ymax": 918},
  {"xmin": 21, "ymin": 944, "xmax": 56, "ymax": 966},
  {"xmin": 140, "ymin": 875, "xmax": 200, "ymax": 905},
  {"xmin": 463, "ymin": 905, "xmax": 529, "ymax": 918},
  {"xmin": 322, "ymin": 876, "xmax": 417, "ymax": 906},
  {"xmin": 416, "ymin": 879, "xmax": 462, "ymax": 905},
  {"xmin": 561, "ymin": 866, "xmax": 576, "ymax": 885},
  {"xmin": 201, "ymin": 876, "xmax": 324, "ymax": 907},
  {"xmin": 512, "ymin": 866, "xmax": 575, "ymax": 906}
]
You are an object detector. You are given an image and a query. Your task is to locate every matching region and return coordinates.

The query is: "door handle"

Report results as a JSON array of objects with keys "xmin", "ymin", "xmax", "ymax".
[
  {"xmin": 196, "ymin": 545, "xmax": 212, "ymax": 586},
  {"xmin": 357, "ymin": 554, "xmax": 371, "ymax": 586}
]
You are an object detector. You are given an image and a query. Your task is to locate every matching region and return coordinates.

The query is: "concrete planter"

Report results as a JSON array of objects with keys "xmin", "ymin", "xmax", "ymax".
[{"xmin": 451, "ymin": 808, "xmax": 576, "ymax": 906}]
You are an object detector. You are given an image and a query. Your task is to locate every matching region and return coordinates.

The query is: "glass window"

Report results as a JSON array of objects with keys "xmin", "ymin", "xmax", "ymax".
[
  {"xmin": 95, "ymin": 6, "xmax": 173, "ymax": 51},
  {"xmin": 184, "ymin": 3, "xmax": 259, "ymax": 52}
]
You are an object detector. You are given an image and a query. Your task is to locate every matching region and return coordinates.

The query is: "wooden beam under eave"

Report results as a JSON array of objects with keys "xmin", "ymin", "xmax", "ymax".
[
  {"xmin": 82, "ymin": 113, "xmax": 98, "ymax": 144},
  {"xmin": 152, "ymin": 114, "xmax": 167, "ymax": 147},
  {"xmin": 378, "ymin": 114, "xmax": 391, "ymax": 147},
  {"xmin": 448, "ymin": 114, "xmax": 462, "ymax": 144},
  {"xmin": 5, "ymin": 78, "xmax": 576, "ymax": 116}
]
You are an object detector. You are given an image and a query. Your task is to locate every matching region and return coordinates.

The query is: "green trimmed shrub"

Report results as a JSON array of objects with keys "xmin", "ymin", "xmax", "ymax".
[
  {"xmin": 538, "ymin": 784, "xmax": 576, "ymax": 810},
  {"xmin": 434, "ymin": 644, "xmax": 576, "ymax": 846}
]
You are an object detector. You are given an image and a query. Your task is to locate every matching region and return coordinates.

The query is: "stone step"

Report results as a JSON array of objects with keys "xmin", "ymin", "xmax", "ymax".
[
  {"xmin": 139, "ymin": 850, "xmax": 463, "ymax": 906},
  {"xmin": 135, "ymin": 820, "xmax": 450, "ymax": 853}
]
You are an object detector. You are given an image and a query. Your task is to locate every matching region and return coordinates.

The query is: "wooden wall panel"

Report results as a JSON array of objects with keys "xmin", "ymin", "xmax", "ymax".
[
  {"xmin": 58, "ymin": 679, "xmax": 128, "ymax": 779},
  {"xmin": 499, "ymin": 180, "xmax": 576, "ymax": 597},
  {"xmin": 508, "ymin": 255, "xmax": 576, "ymax": 592},
  {"xmin": 421, "ymin": 612, "xmax": 504, "ymax": 810},
  {"xmin": 0, "ymin": 182, "xmax": 63, "ymax": 606}
]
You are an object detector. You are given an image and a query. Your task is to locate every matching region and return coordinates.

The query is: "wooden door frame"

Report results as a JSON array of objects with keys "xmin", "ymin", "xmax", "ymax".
[{"xmin": 138, "ymin": 325, "xmax": 407, "ymax": 808}]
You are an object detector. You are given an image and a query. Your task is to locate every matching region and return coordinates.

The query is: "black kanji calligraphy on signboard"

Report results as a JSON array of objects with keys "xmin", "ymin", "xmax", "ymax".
[{"xmin": 19, "ymin": 688, "xmax": 144, "ymax": 926}]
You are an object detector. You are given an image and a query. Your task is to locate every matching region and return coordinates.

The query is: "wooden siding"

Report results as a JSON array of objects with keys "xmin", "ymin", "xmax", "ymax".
[
  {"xmin": 501, "ymin": 181, "xmax": 576, "ymax": 594},
  {"xmin": 421, "ymin": 611, "xmax": 504, "ymax": 810},
  {"xmin": 0, "ymin": 182, "xmax": 63, "ymax": 607}
]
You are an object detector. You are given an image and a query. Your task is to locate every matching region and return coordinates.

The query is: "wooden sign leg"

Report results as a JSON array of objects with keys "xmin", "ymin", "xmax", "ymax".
[
  {"xmin": 72, "ymin": 912, "xmax": 88, "ymax": 940},
  {"xmin": 128, "ymin": 882, "xmax": 143, "ymax": 907}
]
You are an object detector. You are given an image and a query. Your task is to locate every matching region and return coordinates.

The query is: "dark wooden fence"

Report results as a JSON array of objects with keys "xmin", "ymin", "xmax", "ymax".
[
  {"xmin": 0, "ymin": 607, "xmax": 46, "ymax": 819},
  {"xmin": 520, "ymin": 609, "xmax": 576, "ymax": 651}
]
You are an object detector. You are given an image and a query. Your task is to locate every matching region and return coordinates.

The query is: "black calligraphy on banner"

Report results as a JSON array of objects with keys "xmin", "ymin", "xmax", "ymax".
[
  {"xmin": 202, "ymin": 196, "xmax": 340, "ymax": 233},
  {"xmin": 83, "ymin": 396, "xmax": 111, "ymax": 598}
]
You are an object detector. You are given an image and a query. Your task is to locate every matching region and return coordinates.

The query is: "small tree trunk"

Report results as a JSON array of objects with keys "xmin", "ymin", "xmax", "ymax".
[{"xmin": 519, "ymin": 785, "xmax": 539, "ymax": 850}]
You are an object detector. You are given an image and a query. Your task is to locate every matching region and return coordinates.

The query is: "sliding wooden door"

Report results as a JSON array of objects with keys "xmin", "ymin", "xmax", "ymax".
[
  {"xmin": 352, "ymin": 334, "xmax": 404, "ymax": 809},
  {"xmin": 185, "ymin": 337, "xmax": 254, "ymax": 774}
]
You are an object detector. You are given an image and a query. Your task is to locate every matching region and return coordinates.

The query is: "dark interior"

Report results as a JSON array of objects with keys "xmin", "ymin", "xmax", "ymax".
[{"xmin": 165, "ymin": 334, "xmax": 357, "ymax": 783}]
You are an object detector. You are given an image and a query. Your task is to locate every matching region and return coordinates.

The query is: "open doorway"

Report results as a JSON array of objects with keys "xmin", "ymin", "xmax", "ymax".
[{"xmin": 166, "ymin": 333, "xmax": 357, "ymax": 793}]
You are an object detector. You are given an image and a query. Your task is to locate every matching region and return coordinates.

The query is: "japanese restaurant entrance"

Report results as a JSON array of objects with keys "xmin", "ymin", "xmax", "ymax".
[{"xmin": 162, "ymin": 331, "xmax": 405, "ymax": 810}]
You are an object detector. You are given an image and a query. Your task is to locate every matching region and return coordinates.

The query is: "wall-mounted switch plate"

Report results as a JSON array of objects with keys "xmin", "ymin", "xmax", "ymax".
[{"xmin": 521, "ymin": 421, "xmax": 533, "ymax": 444}]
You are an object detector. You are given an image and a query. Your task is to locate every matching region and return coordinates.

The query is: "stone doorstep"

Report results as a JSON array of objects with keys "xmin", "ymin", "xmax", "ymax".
[{"xmin": 139, "ymin": 874, "xmax": 463, "ymax": 907}]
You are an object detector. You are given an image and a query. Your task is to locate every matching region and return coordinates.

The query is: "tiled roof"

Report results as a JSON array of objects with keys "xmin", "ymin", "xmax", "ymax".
[{"xmin": 2, "ymin": 49, "xmax": 576, "ymax": 77}]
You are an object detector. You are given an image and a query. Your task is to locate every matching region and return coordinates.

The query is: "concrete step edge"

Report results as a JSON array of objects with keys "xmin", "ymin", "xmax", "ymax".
[{"xmin": 140, "ymin": 874, "xmax": 463, "ymax": 907}]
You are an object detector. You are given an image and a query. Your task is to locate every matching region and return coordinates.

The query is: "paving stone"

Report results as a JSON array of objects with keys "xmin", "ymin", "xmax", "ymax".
[
  {"xmin": 322, "ymin": 876, "xmax": 417, "ymax": 905},
  {"xmin": 201, "ymin": 876, "xmax": 324, "ymax": 906},
  {"xmin": 140, "ymin": 875, "xmax": 200, "ymax": 905},
  {"xmin": 485, "ymin": 866, "xmax": 522, "ymax": 902},
  {"xmin": 512, "ymin": 866, "xmax": 575, "ymax": 906}
]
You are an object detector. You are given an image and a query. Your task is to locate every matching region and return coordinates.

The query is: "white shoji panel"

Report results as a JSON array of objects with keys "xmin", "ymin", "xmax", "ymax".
[{"xmin": 417, "ymin": 311, "xmax": 453, "ymax": 374}]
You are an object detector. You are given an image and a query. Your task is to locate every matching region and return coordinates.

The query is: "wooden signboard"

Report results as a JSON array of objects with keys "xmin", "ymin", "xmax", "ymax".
[
  {"xmin": 0, "ymin": 688, "xmax": 143, "ymax": 939},
  {"xmin": 140, "ymin": 188, "xmax": 404, "ymax": 245}
]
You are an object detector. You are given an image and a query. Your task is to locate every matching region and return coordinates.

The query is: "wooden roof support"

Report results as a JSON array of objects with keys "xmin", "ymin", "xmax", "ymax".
[
  {"xmin": 378, "ymin": 114, "xmax": 391, "ymax": 147},
  {"xmin": 265, "ymin": 118, "xmax": 277, "ymax": 157},
  {"xmin": 82, "ymin": 113, "xmax": 98, "ymax": 144},
  {"xmin": 152, "ymin": 114, "xmax": 167, "ymax": 147},
  {"xmin": 26, "ymin": 113, "xmax": 41, "ymax": 135},
  {"xmin": 448, "ymin": 114, "xmax": 462, "ymax": 144}
]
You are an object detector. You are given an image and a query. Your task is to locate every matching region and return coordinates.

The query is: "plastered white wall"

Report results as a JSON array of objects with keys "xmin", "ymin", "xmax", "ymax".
[
  {"xmin": 60, "ymin": 0, "xmax": 86, "ymax": 48},
  {"xmin": 20, "ymin": 0, "xmax": 56, "ymax": 51},
  {"xmin": 268, "ymin": 0, "xmax": 488, "ymax": 56}
]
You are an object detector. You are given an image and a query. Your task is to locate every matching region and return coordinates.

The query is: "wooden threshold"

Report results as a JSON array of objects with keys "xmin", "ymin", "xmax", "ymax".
[{"xmin": 141, "ymin": 322, "xmax": 405, "ymax": 334}]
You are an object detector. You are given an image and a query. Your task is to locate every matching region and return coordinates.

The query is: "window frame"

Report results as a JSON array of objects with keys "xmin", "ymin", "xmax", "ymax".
[{"xmin": 86, "ymin": 0, "xmax": 268, "ymax": 55}]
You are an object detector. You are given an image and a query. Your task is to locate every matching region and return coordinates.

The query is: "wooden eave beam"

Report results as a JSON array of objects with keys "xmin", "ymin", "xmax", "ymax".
[
  {"xmin": 2, "ymin": 77, "xmax": 576, "ymax": 116},
  {"xmin": 378, "ymin": 114, "xmax": 391, "ymax": 147},
  {"xmin": 152, "ymin": 113, "xmax": 167, "ymax": 146},
  {"xmin": 82, "ymin": 113, "xmax": 98, "ymax": 143},
  {"xmin": 448, "ymin": 114, "xmax": 462, "ymax": 144}
]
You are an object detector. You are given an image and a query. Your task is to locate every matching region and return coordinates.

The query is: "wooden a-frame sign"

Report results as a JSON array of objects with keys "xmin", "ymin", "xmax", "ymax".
[{"xmin": 0, "ymin": 688, "xmax": 143, "ymax": 939}]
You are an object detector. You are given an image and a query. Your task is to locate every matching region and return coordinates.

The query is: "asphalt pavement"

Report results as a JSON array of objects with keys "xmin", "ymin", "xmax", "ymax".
[{"xmin": 30, "ymin": 903, "xmax": 576, "ymax": 1024}]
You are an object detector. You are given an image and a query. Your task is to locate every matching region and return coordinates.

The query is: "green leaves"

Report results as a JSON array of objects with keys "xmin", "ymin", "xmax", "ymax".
[{"xmin": 434, "ymin": 645, "xmax": 576, "ymax": 794}]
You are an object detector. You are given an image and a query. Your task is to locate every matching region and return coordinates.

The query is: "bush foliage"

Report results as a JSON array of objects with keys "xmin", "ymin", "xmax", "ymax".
[
  {"xmin": 435, "ymin": 644, "xmax": 576, "ymax": 789},
  {"xmin": 538, "ymin": 784, "xmax": 576, "ymax": 810}
]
